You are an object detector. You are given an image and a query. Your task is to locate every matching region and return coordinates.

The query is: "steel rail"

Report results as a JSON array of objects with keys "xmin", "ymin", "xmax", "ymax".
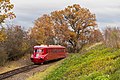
[{"xmin": 0, "ymin": 64, "xmax": 39, "ymax": 80}]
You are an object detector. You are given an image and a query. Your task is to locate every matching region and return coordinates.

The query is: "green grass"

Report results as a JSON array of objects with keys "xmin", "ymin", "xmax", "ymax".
[{"xmin": 27, "ymin": 44, "xmax": 120, "ymax": 80}]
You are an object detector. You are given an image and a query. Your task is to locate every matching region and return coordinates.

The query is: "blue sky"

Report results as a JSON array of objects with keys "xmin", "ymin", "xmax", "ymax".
[{"xmin": 10, "ymin": 0, "xmax": 120, "ymax": 30}]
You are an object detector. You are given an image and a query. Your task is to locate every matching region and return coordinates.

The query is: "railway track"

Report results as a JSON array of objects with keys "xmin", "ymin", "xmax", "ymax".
[
  {"xmin": 0, "ymin": 64, "xmax": 39, "ymax": 80},
  {"xmin": 0, "ymin": 58, "xmax": 63, "ymax": 80}
]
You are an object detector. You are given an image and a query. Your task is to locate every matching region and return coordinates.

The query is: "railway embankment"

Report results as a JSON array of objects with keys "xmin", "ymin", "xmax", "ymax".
[{"xmin": 27, "ymin": 44, "xmax": 120, "ymax": 80}]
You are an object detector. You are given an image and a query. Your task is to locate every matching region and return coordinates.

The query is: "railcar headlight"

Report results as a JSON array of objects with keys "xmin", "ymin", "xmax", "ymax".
[{"xmin": 36, "ymin": 54, "xmax": 40, "ymax": 58}]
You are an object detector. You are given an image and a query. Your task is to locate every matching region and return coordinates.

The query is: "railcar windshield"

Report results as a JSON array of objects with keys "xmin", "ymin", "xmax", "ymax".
[{"xmin": 34, "ymin": 49, "xmax": 43, "ymax": 53}]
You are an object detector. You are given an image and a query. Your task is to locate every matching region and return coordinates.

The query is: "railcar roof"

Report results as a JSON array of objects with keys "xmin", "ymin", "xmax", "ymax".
[{"xmin": 34, "ymin": 45, "xmax": 65, "ymax": 48}]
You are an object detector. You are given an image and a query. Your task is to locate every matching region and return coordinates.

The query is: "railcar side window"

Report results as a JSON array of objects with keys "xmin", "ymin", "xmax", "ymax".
[{"xmin": 49, "ymin": 48, "xmax": 65, "ymax": 53}]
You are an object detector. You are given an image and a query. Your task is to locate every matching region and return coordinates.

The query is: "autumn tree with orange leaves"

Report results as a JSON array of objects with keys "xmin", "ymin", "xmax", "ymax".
[
  {"xmin": 0, "ymin": 0, "xmax": 15, "ymax": 25},
  {"xmin": 31, "ymin": 4, "xmax": 101, "ymax": 53},
  {"xmin": 31, "ymin": 14, "xmax": 55, "ymax": 45}
]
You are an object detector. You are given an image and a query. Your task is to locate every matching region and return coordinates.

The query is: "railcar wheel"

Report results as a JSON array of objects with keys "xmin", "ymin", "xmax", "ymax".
[
  {"xmin": 34, "ymin": 63, "xmax": 40, "ymax": 65},
  {"xmin": 41, "ymin": 63, "xmax": 43, "ymax": 65}
]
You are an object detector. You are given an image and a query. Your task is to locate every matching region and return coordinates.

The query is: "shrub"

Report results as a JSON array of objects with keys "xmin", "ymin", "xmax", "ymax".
[
  {"xmin": 104, "ymin": 27, "xmax": 120, "ymax": 48},
  {"xmin": 0, "ymin": 47, "xmax": 7, "ymax": 66}
]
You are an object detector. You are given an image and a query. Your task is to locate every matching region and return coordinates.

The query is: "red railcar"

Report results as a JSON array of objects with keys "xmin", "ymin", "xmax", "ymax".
[{"xmin": 31, "ymin": 45, "xmax": 67, "ymax": 64}]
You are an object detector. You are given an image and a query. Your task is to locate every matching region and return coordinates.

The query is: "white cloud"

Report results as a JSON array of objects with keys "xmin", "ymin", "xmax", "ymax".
[{"xmin": 10, "ymin": 0, "xmax": 120, "ymax": 30}]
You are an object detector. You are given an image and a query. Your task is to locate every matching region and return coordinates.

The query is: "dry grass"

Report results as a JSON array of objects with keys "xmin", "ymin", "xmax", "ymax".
[{"xmin": 0, "ymin": 53, "xmax": 32, "ymax": 74}]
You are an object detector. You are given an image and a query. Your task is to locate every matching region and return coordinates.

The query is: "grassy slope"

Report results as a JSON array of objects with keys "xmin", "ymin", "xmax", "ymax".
[{"xmin": 27, "ymin": 44, "xmax": 120, "ymax": 80}]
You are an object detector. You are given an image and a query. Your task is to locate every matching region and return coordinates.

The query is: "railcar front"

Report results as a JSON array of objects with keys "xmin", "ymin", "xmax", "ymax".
[{"xmin": 31, "ymin": 46, "xmax": 47, "ymax": 64}]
